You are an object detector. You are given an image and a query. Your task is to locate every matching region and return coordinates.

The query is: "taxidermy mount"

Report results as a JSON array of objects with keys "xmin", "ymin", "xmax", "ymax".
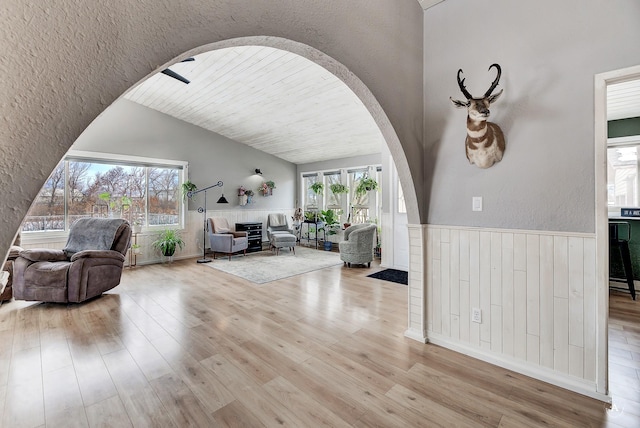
[{"xmin": 450, "ymin": 64, "xmax": 505, "ymax": 169}]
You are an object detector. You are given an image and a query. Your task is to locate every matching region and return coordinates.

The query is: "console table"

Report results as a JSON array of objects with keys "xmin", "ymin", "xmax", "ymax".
[{"xmin": 236, "ymin": 221, "xmax": 263, "ymax": 253}]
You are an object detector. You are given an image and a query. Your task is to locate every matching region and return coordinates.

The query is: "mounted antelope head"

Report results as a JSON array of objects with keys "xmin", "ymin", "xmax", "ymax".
[{"xmin": 450, "ymin": 64, "xmax": 505, "ymax": 169}]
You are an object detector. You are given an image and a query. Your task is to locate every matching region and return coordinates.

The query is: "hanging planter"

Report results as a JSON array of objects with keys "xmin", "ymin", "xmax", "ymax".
[{"xmin": 310, "ymin": 182, "xmax": 324, "ymax": 195}]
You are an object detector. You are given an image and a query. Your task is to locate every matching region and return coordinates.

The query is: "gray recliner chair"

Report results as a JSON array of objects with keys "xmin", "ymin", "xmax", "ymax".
[
  {"xmin": 207, "ymin": 217, "xmax": 248, "ymax": 260},
  {"xmin": 13, "ymin": 218, "xmax": 131, "ymax": 303},
  {"xmin": 338, "ymin": 223, "xmax": 377, "ymax": 267}
]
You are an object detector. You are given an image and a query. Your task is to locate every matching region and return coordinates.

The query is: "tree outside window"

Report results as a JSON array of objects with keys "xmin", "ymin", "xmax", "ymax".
[{"xmin": 23, "ymin": 158, "xmax": 183, "ymax": 232}]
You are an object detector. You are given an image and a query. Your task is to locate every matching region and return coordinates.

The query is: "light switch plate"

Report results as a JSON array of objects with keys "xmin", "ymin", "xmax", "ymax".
[{"xmin": 472, "ymin": 196, "xmax": 483, "ymax": 212}]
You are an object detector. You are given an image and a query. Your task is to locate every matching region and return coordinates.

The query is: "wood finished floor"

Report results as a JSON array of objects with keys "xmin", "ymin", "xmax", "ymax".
[{"xmin": 0, "ymin": 254, "xmax": 636, "ymax": 427}]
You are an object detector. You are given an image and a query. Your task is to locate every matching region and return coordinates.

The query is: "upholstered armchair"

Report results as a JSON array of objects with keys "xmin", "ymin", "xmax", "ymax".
[
  {"xmin": 1, "ymin": 233, "xmax": 24, "ymax": 302},
  {"xmin": 13, "ymin": 218, "xmax": 131, "ymax": 303},
  {"xmin": 338, "ymin": 223, "xmax": 377, "ymax": 267},
  {"xmin": 266, "ymin": 213, "xmax": 294, "ymax": 241},
  {"xmin": 207, "ymin": 217, "xmax": 248, "ymax": 260}
]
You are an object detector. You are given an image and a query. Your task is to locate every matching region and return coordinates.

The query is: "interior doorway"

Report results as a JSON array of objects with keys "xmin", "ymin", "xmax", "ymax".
[{"xmin": 595, "ymin": 64, "xmax": 640, "ymax": 403}]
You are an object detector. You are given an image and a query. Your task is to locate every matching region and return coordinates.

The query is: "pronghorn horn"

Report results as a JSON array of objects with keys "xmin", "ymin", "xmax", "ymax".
[
  {"xmin": 484, "ymin": 63, "xmax": 502, "ymax": 97},
  {"xmin": 456, "ymin": 69, "xmax": 472, "ymax": 100}
]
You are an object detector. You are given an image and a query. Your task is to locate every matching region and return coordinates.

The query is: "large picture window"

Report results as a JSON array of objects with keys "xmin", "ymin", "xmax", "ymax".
[
  {"xmin": 23, "ymin": 153, "xmax": 186, "ymax": 233},
  {"xmin": 608, "ymin": 137, "xmax": 640, "ymax": 213}
]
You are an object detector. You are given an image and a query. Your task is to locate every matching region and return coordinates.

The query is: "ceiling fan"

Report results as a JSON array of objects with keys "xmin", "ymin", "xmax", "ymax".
[{"xmin": 161, "ymin": 57, "xmax": 195, "ymax": 84}]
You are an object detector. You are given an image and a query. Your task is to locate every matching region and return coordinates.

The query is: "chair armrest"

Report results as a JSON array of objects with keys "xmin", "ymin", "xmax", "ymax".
[
  {"xmin": 19, "ymin": 249, "xmax": 68, "ymax": 262},
  {"xmin": 7, "ymin": 245, "xmax": 24, "ymax": 260},
  {"xmin": 70, "ymin": 250, "xmax": 126, "ymax": 262},
  {"xmin": 231, "ymin": 231, "xmax": 248, "ymax": 238}
]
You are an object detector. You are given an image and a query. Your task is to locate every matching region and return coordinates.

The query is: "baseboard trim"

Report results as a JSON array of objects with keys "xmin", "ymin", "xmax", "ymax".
[
  {"xmin": 427, "ymin": 333, "xmax": 611, "ymax": 403},
  {"xmin": 404, "ymin": 328, "xmax": 427, "ymax": 343}
]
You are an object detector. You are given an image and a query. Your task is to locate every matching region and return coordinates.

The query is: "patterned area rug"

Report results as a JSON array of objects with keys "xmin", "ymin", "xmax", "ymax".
[{"xmin": 205, "ymin": 245, "xmax": 342, "ymax": 284}]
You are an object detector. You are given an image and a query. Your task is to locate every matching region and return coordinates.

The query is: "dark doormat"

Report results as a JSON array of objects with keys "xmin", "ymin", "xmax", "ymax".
[{"xmin": 367, "ymin": 268, "xmax": 408, "ymax": 285}]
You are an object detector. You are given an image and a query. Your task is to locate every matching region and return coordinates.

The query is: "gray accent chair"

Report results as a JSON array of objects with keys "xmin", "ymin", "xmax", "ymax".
[
  {"xmin": 13, "ymin": 218, "xmax": 131, "ymax": 303},
  {"xmin": 266, "ymin": 213, "xmax": 297, "ymax": 254},
  {"xmin": 208, "ymin": 217, "xmax": 248, "ymax": 260},
  {"xmin": 338, "ymin": 223, "xmax": 377, "ymax": 268}
]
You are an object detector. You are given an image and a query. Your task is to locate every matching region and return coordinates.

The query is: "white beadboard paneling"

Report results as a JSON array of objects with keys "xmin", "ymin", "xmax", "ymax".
[
  {"xmin": 514, "ymin": 270, "xmax": 527, "ymax": 361},
  {"xmin": 568, "ymin": 237, "xmax": 584, "ymax": 348},
  {"xmin": 459, "ymin": 229, "xmax": 470, "ymax": 282},
  {"xmin": 501, "ymin": 233, "xmax": 515, "ymax": 357},
  {"xmin": 450, "ymin": 229, "xmax": 460, "ymax": 316},
  {"xmin": 441, "ymin": 241, "xmax": 450, "ymax": 337},
  {"xmin": 539, "ymin": 235, "xmax": 555, "ymax": 369},
  {"xmin": 424, "ymin": 225, "xmax": 598, "ymax": 398},
  {"xmin": 479, "ymin": 231, "xmax": 491, "ymax": 344},
  {"xmin": 490, "ymin": 232, "xmax": 502, "ymax": 307},
  {"xmin": 554, "ymin": 236, "xmax": 569, "ymax": 298},
  {"xmin": 460, "ymin": 280, "xmax": 470, "ymax": 343},
  {"xmin": 554, "ymin": 297, "xmax": 569, "ymax": 373},
  {"xmin": 526, "ymin": 234, "xmax": 540, "ymax": 337},
  {"xmin": 583, "ymin": 238, "xmax": 597, "ymax": 382},
  {"xmin": 469, "ymin": 230, "xmax": 481, "ymax": 346}
]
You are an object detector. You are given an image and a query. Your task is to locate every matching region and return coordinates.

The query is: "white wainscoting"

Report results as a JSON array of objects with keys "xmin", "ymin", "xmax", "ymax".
[{"xmin": 406, "ymin": 224, "xmax": 605, "ymax": 401}]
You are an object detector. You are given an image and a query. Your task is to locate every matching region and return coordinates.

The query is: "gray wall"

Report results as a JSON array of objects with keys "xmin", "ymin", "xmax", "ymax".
[
  {"xmin": 424, "ymin": 0, "xmax": 640, "ymax": 233},
  {"xmin": 74, "ymin": 100, "xmax": 296, "ymax": 211},
  {"xmin": 0, "ymin": 0, "xmax": 423, "ymax": 261}
]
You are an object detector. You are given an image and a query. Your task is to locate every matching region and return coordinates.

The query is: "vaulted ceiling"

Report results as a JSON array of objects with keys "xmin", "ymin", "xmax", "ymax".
[{"xmin": 125, "ymin": 46, "xmax": 384, "ymax": 165}]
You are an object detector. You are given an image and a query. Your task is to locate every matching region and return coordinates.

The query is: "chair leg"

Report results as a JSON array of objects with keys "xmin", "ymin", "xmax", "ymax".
[
  {"xmin": 619, "ymin": 241, "xmax": 636, "ymax": 300},
  {"xmin": 368, "ymin": 262, "xmax": 371, "ymax": 268}
]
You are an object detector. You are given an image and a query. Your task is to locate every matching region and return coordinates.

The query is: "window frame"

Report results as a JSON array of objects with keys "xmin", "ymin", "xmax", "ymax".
[
  {"xmin": 607, "ymin": 136, "xmax": 640, "ymax": 215},
  {"xmin": 23, "ymin": 150, "xmax": 189, "ymax": 237}
]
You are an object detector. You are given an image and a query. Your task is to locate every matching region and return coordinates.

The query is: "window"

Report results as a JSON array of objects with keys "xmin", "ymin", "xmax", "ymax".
[
  {"xmin": 23, "ymin": 153, "xmax": 186, "ymax": 233},
  {"xmin": 608, "ymin": 138, "xmax": 640, "ymax": 211},
  {"xmin": 324, "ymin": 171, "xmax": 341, "ymax": 209},
  {"xmin": 348, "ymin": 168, "xmax": 369, "ymax": 223},
  {"xmin": 303, "ymin": 173, "xmax": 320, "ymax": 211}
]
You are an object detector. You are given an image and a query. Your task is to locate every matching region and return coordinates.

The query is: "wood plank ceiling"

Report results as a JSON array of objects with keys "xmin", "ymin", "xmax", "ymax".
[
  {"xmin": 124, "ymin": 46, "xmax": 384, "ymax": 165},
  {"xmin": 608, "ymin": 78, "xmax": 640, "ymax": 121}
]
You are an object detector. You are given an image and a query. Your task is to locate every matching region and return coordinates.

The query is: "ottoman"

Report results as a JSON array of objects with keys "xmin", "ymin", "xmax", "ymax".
[{"xmin": 270, "ymin": 233, "xmax": 297, "ymax": 255}]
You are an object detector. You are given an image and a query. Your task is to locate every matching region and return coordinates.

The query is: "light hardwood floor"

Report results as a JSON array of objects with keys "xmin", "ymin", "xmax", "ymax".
[{"xmin": 0, "ymin": 253, "xmax": 636, "ymax": 427}]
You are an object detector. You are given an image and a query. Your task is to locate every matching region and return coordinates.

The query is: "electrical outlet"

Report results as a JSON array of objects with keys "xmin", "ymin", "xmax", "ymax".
[{"xmin": 472, "ymin": 308, "xmax": 482, "ymax": 323}]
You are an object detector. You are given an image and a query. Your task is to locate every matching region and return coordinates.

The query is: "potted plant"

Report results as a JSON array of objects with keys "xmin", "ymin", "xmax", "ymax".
[
  {"xmin": 330, "ymin": 183, "xmax": 348, "ymax": 195},
  {"xmin": 310, "ymin": 182, "xmax": 324, "ymax": 195},
  {"xmin": 245, "ymin": 189, "xmax": 254, "ymax": 203},
  {"xmin": 356, "ymin": 177, "xmax": 378, "ymax": 196},
  {"xmin": 319, "ymin": 209, "xmax": 340, "ymax": 250},
  {"xmin": 182, "ymin": 180, "xmax": 197, "ymax": 199},
  {"xmin": 152, "ymin": 228, "xmax": 185, "ymax": 259},
  {"xmin": 130, "ymin": 243, "xmax": 141, "ymax": 255}
]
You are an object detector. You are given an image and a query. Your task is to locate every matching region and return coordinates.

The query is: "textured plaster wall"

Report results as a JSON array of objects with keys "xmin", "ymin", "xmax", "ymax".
[
  {"xmin": 423, "ymin": 0, "xmax": 640, "ymax": 233},
  {"xmin": 0, "ymin": 0, "xmax": 423, "ymax": 261}
]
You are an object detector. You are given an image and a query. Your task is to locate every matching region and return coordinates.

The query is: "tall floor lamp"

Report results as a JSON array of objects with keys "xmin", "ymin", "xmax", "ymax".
[{"xmin": 187, "ymin": 181, "xmax": 228, "ymax": 263}]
